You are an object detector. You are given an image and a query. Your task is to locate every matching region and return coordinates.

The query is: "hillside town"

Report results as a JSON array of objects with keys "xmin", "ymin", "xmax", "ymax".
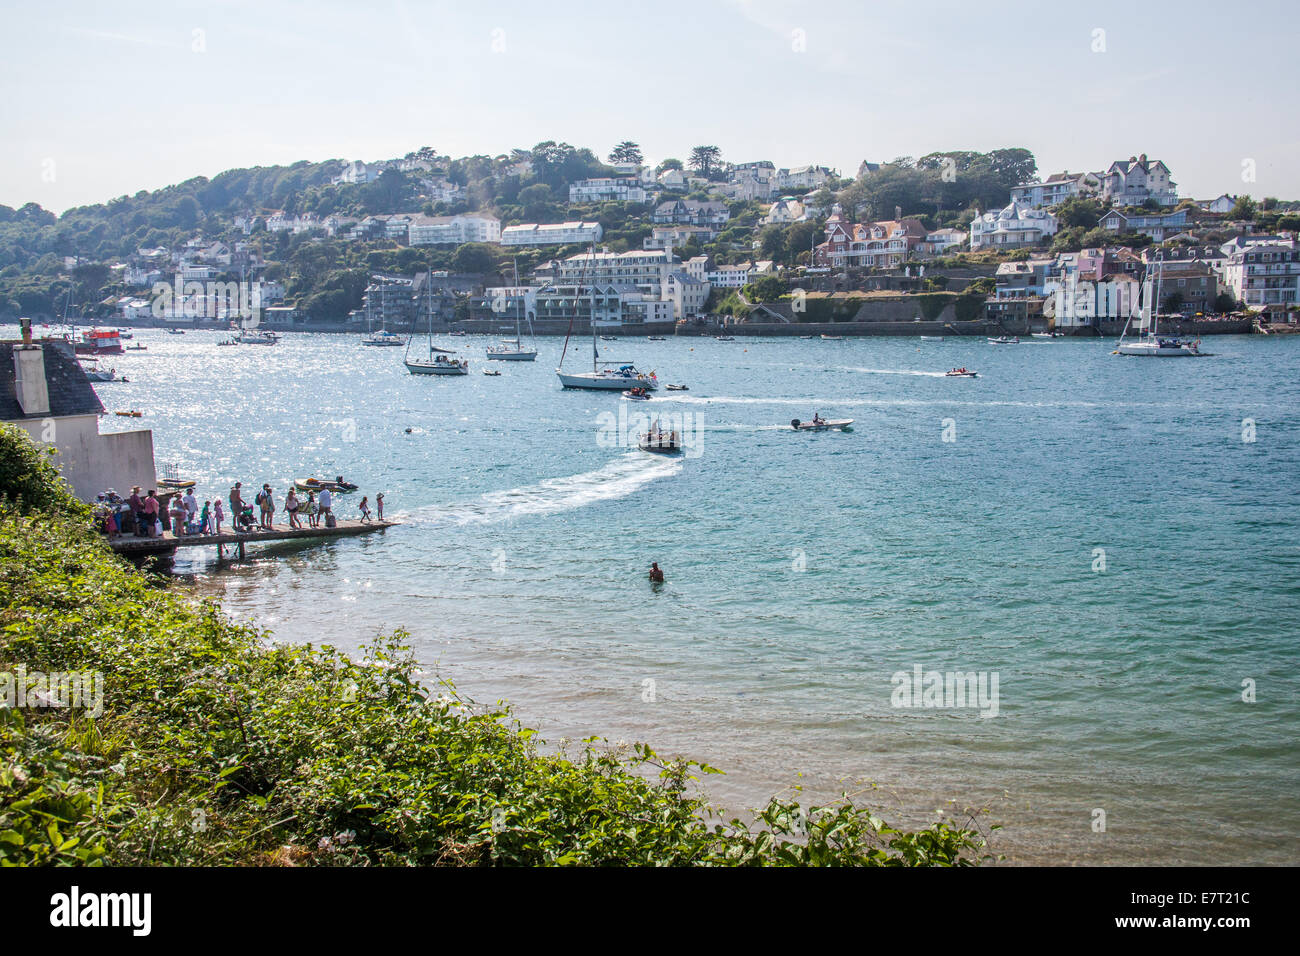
[{"xmin": 2, "ymin": 145, "xmax": 1297, "ymax": 337}]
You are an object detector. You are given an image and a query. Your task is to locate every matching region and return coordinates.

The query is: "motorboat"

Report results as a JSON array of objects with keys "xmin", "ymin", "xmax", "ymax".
[
  {"xmin": 945, "ymin": 368, "xmax": 979, "ymax": 378},
  {"xmin": 483, "ymin": 368, "xmax": 501, "ymax": 376},
  {"xmin": 638, "ymin": 425, "xmax": 683, "ymax": 454},
  {"xmin": 920, "ymin": 335, "xmax": 945, "ymax": 341},
  {"xmin": 987, "ymin": 336, "xmax": 1019, "ymax": 345},
  {"xmin": 237, "ymin": 329, "xmax": 277, "ymax": 345},
  {"xmin": 78, "ymin": 359, "xmax": 125, "ymax": 382},
  {"xmin": 647, "ymin": 336, "xmax": 667, "ymax": 341},
  {"xmin": 166, "ymin": 328, "xmax": 186, "ymax": 335},
  {"xmin": 600, "ymin": 335, "xmax": 618, "ymax": 341},
  {"xmin": 294, "ymin": 477, "xmax": 358, "ymax": 493},
  {"xmin": 126, "ymin": 343, "xmax": 148, "ymax": 350},
  {"xmin": 820, "ymin": 334, "xmax": 844, "ymax": 340},
  {"xmin": 75, "ymin": 328, "xmax": 125, "ymax": 355},
  {"xmin": 113, "ymin": 410, "xmax": 143, "ymax": 417},
  {"xmin": 622, "ymin": 387, "xmax": 652, "ymax": 401},
  {"xmin": 362, "ymin": 329, "xmax": 405, "ymax": 347},
  {"xmin": 665, "ymin": 384, "xmax": 689, "ymax": 391},
  {"xmin": 715, "ymin": 335, "xmax": 736, "ymax": 341},
  {"xmin": 791, "ymin": 417, "xmax": 853, "ymax": 432}
]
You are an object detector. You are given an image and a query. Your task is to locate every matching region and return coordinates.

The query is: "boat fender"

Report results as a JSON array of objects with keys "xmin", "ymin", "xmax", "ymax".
[{"xmin": 791, "ymin": 419, "xmax": 801, "ymax": 430}]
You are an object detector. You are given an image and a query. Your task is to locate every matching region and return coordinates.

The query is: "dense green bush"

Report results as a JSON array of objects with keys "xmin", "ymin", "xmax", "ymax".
[{"xmin": 0, "ymin": 430, "xmax": 987, "ymax": 866}]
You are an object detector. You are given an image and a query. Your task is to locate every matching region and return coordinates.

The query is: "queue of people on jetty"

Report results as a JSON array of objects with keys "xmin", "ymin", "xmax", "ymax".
[{"xmin": 93, "ymin": 480, "xmax": 385, "ymax": 539}]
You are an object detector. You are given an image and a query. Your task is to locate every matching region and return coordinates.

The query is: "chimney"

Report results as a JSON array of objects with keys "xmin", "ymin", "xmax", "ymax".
[
  {"xmin": 20, "ymin": 316, "xmax": 32, "ymax": 345},
  {"xmin": 13, "ymin": 342, "xmax": 51, "ymax": 416}
]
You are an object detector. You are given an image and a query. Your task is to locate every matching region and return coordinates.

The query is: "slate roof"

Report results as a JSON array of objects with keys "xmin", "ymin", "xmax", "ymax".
[{"xmin": 0, "ymin": 341, "xmax": 105, "ymax": 420}]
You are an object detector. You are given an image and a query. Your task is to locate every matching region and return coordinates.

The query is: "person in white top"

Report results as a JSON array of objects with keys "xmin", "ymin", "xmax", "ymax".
[
  {"xmin": 318, "ymin": 486, "xmax": 332, "ymax": 521},
  {"xmin": 182, "ymin": 490, "xmax": 199, "ymax": 532}
]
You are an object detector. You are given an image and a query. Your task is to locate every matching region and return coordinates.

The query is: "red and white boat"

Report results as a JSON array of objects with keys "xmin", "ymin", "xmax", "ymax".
[{"xmin": 73, "ymin": 328, "xmax": 124, "ymax": 356}]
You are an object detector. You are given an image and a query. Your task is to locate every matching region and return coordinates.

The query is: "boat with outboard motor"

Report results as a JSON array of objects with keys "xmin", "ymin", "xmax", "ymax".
[
  {"xmin": 638, "ymin": 422, "xmax": 683, "ymax": 454},
  {"xmin": 622, "ymin": 387, "xmax": 652, "ymax": 401},
  {"xmin": 294, "ymin": 476, "xmax": 358, "ymax": 493},
  {"xmin": 945, "ymin": 367, "xmax": 978, "ymax": 378},
  {"xmin": 791, "ymin": 416, "xmax": 853, "ymax": 432},
  {"xmin": 988, "ymin": 335, "xmax": 1019, "ymax": 345}
]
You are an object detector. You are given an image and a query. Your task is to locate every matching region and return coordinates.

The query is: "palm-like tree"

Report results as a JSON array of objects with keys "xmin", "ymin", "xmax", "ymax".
[
  {"xmin": 689, "ymin": 145, "xmax": 723, "ymax": 177},
  {"xmin": 609, "ymin": 141, "xmax": 643, "ymax": 166}
]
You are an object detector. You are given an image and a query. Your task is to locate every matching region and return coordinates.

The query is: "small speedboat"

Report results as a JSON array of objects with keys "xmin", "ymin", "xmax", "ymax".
[
  {"xmin": 820, "ymin": 334, "xmax": 844, "ymax": 340},
  {"xmin": 483, "ymin": 368, "xmax": 501, "ymax": 376},
  {"xmin": 127, "ymin": 343, "xmax": 147, "ymax": 350},
  {"xmin": 665, "ymin": 384, "xmax": 689, "ymax": 391},
  {"xmin": 295, "ymin": 477, "xmax": 358, "ymax": 493},
  {"xmin": 167, "ymin": 328, "xmax": 186, "ymax": 335},
  {"xmin": 158, "ymin": 477, "xmax": 195, "ymax": 490},
  {"xmin": 648, "ymin": 336, "xmax": 667, "ymax": 341},
  {"xmin": 600, "ymin": 335, "xmax": 618, "ymax": 341},
  {"xmin": 987, "ymin": 336, "xmax": 1019, "ymax": 345},
  {"xmin": 791, "ymin": 417, "xmax": 853, "ymax": 432},
  {"xmin": 638, "ymin": 430, "xmax": 682, "ymax": 454},
  {"xmin": 945, "ymin": 369, "xmax": 978, "ymax": 378},
  {"xmin": 622, "ymin": 388, "xmax": 652, "ymax": 401},
  {"xmin": 114, "ymin": 410, "xmax": 143, "ymax": 417},
  {"xmin": 715, "ymin": 335, "xmax": 736, "ymax": 341},
  {"xmin": 920, "ymin": 335, "xmax": 944, "ymax": 342}
]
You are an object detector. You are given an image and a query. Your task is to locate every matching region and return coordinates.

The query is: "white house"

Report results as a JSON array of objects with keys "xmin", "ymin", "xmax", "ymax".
[
  {"xmin": 777, "ymin": 165, "xmax": 831, "ymax": 190},
  {"xmin": 763, "ymin": 197, "xmax": 807, "ymax": 225},
  {"xmin": 1009, "ymin": 171, "xmax": 1101, "ymax": 209},
  {"xmin": 501, "ymin": 222, "xmax": 603, "ymax": 247},
  {"xmin": 1101, "ymin": 155, "xmax": 1177, "ymax": 207},
  {"xmin": 1198, "ymin": 194, "xmax": 1237, "ymax": 214},
  {"xmin": 569, "ymin": 178, "xmax": 647, "ymax": 203},
  {"xmin": 408, "ymin": 214, "xmax": 502, "ymax": 245},
  {"xmin": 970, "ymin": 202, "xmax": 1058, "ymax": 251},
  {"xmin": 3, "ymin": 329, "xmax": 156, "ymax": 501},
  {"xmin": 665, "ymin": 272, "xmax": 710, "ymax": 318},
  {"xmin": 1222, "ymin": 241, "xmax": 1300, "ymax": 311}
]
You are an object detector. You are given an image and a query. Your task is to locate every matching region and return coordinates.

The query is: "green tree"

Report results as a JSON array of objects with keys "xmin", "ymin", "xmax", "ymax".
[
  {"xmin": 451, "ymin": 242, "xmax": 498, "ymax": 275},
  {"xmin": 1230, "ymin": 195, "xmax": 1258, "ymax": 220},
  {"xmin": 609, "ymin": 142, "xmax": 643, "ymax": 166},
  {"xmin": 689, "ymin": 146, "xmax": 723, "ymax": 177}
]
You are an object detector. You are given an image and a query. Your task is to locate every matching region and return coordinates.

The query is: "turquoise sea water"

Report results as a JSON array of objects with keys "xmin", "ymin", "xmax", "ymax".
[{"xmin": 56, "ymin": 325, "xmax": 1300, "ymax": 864}]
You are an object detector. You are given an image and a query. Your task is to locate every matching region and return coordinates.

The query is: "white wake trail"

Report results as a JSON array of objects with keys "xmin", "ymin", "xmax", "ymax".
[{"xmin": 402, "ymin": 453, "xmax": 682, "ymax": 526}]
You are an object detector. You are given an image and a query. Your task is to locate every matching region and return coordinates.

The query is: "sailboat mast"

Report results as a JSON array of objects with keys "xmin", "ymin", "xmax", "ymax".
[{"xmin": 590, "ymin": 242, "xmax": 598, "ymax": 371}]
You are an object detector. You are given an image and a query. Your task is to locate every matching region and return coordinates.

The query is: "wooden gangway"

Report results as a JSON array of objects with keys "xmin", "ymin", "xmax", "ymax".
[{"xmin": 108, "ymin": 520, "xmax": 395, "ymax": 559}]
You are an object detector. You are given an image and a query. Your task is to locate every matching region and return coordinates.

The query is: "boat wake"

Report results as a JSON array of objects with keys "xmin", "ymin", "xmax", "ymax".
[
  {"xmin": 835, "ymin": 366, "xmax": 948, "ymax": 378},
  {"xmin": 404, "ymin": 453, "xmax": 682, "ymax": 527}
]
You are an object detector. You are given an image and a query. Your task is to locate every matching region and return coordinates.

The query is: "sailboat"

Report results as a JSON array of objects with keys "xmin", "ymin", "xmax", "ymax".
[
  {"xmin": 556, "ymin": 244, "xmax": 658, "ymax": 390},
  {"xmin": 1115, "ymin": 253, "xmax": 1207, "ymax": 357},
  {"xmin": 486, "ymin": 260, "xmax": 538, "ymax": 361},
  {"xmin": 405, "ymin": 267, "xmax": 468, "ymax": 375}
]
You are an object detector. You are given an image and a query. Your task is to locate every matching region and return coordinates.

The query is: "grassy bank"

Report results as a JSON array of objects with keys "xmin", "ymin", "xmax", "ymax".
[{"xmin": 0, "ymin": 424, "xmax": 985, "ymax": 866}]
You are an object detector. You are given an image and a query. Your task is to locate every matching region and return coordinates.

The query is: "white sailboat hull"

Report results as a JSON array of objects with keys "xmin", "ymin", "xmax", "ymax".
[
  {"xmin": 486, "ymin": 350, "xmax": 538, "ymax": 361},
  {"xmin": 406, "ymin": 360, "xmax": 468, "ymax": 375},
  {"xmin": 557, "ymin": 370, "xmax": 658, "ymax": 390},
  {"xmin": 1116, "ymin": 341, "xmax": 1203, "ymax": 356}
]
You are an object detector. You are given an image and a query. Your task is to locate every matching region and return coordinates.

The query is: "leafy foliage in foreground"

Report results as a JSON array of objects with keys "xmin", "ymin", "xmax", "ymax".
[{"xmin": 0, "ymin": 435, "xmax": 985, "ymax": 866}]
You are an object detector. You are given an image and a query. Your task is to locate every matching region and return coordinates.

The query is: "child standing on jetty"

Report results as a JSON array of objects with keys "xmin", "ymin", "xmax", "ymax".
[
  {"xmin": 358, "ymin": 496, "xmax": 372, "ymax": 523},
  {"xmin": 376, "ymin": 493, "xmax": 384, "ymax": 520},
  {"xmin": 213, "ymin": 498, "xmax": 224, "ymax": 535},
  {"xmin": 285, "ymin": 489, "xmax": 301, "ymax": 529}
]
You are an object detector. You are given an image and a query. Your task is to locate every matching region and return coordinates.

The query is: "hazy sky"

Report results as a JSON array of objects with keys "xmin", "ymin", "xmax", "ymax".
[{"xmin": 3, "ymin": 0, "xmax": 1296, "ymax": 213}]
